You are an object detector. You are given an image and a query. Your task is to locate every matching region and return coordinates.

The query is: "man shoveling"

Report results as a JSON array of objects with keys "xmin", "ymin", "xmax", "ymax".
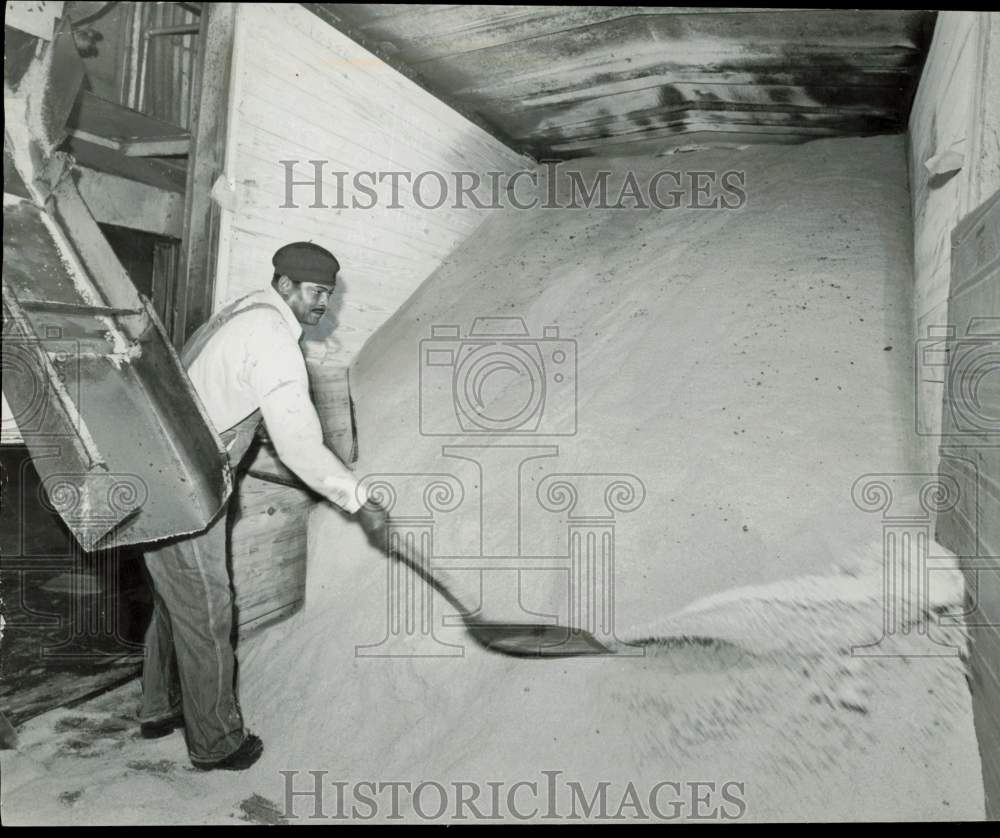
[{"xmin": 139, "ymin": 242, "xmax": 387, "ymax": 771}]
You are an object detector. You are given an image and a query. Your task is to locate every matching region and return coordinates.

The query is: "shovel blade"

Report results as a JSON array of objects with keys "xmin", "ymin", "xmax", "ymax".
[{"xmin": 468, "ymin": 623, "xmax": 614, "ymax": 657}]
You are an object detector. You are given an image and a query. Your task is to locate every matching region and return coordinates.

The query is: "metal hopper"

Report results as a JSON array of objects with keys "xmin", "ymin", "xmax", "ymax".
[{"xmin": 2, "ymin": 22, "xmax": 230, "ymax": 551}]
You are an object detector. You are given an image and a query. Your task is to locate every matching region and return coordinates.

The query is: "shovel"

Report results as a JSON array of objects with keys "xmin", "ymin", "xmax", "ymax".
[
  {"xmin": 247, "ymin": 469, "xmax": 616, "ymax": 657},
  {"xmin": 385, "ymin": 531, "xmax": 615, "ymax": 658}
]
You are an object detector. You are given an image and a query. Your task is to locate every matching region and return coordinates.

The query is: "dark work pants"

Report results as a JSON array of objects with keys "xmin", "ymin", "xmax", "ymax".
[
  {"xmin": 138, "ymin": 409, "xmax": 261, "ymax": 764},
  {"xmin": 139, "ymin": 503, "xmax": 244, "ymax": 762}
]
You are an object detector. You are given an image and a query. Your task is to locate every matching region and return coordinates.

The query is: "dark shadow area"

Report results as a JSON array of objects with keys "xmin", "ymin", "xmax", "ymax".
[{"xmin": 0, "ymin": 445, "xmax": 152, "ymax": 726}]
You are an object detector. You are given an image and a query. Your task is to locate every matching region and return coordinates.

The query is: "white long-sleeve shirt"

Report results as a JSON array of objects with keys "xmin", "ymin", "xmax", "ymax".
[{"xmin": 184, "ymin": 286, "xmax": 365, "ymax": 513}]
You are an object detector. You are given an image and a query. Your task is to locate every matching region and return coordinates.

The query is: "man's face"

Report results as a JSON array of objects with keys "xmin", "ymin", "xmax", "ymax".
[{"xmin": 281, "ymin": 278, "xmax": 335, "ymax": 325}]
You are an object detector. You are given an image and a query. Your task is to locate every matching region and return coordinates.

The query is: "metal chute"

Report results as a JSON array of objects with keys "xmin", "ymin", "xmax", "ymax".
[{"xmin": 2, "ymin": 21, "xmax": 230, "ymax": 550}]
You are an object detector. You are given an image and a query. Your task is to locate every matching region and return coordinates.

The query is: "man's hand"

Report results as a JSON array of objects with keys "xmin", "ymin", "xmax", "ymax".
[{"xmin": 356, "ymin": 500, "xmax": 390, "ymax": 554}]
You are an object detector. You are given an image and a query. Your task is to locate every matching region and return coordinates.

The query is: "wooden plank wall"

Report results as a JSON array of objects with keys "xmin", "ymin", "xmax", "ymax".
[
  {"xmin": 174, "ymin": 2, "xmax": 238, "ymax": 349},
  {"xmin": 909, "ymin": 12, "xmax": 1000, "ymax": 819},
  {"xmin": 909, "ymin": 12, "xmax": 1000, "ymax": 472},
  {"xmin": 217, "ymin": 3, "xmax": 529, "ymax": 631},
  {"xmin": 213, "ymin": 2, "xmax": 531, "ymax": 365},
  {"xmin": 936, "ymin": 193, "xmax": 1000, "ymax": 821}
]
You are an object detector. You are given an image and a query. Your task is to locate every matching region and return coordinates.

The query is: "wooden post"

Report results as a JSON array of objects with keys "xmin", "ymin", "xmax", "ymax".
[{"xmin": 174, "ymin": 3, "xmax": 237, "ymax": 348}]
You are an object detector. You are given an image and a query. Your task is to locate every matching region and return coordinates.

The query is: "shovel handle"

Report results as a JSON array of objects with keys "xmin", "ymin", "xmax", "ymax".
[{"xmin": 245, "ymin": 469, "xmax": 475, "ymax": 618}]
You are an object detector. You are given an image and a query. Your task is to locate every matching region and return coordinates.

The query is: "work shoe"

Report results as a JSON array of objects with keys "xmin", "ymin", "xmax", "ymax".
[
  {"xmin": 140, "ymin": 712, "xmax": 185, "ymax": 740},
  {"xmin": 191, "ymin": 733, "xmax": 264, "ymax": 772}
]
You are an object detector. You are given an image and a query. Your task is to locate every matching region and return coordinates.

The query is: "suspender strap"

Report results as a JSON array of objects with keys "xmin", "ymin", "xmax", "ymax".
[
  {"xmin": 181, "ymin": 301, "xmax": 286, "ymax": 368},
  {"xmin": 180, "ymin": 300, "xmax": 287, "ymax": 449}
]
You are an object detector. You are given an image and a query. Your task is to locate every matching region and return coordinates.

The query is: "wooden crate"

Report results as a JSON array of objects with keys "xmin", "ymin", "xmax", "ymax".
[
  {"xmin": 304, "ymin": 357, "xmax": 358, "ymax": 465},
  {"xmin": 230, "ymin": 358, "xmax": 355, "ymax": 635},
  {"xmin": 230, "ymin": 473, "xmax": 312, "ymax": 635}
]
